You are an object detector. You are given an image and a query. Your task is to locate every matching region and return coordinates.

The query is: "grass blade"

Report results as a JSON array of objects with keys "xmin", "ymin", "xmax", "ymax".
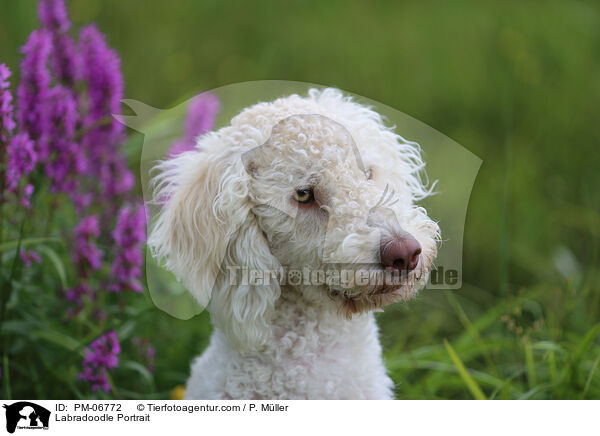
[
  {"xmin": 36, "ymin": 245, "xmax": 68, "ymax": 289},
  {"xmin": 548, "ymin": 349, "xmax": 557, "ymax": 384},
  {"xmin": 32, "ymin": 329, "xmax": 82, "ymax": 354},
  {"xmin": 444, "ymin": 339, "xmax": 487, "ymax": 400},
  {"xmin": 446, "ymin": 292, "xmax": 498, "ymax": 375},
  {"xmin": 518, "ymin": 382, "xmax": 553, "ymax": 400},
  {"xmin": 524, "ymin": 338, "xmax": 536, "ymax": 387},
  {"xmin": 583, "ymin": 355, "xmax": 600, "ymax": 397},
  {"xmin": 2, "ymin": 354, "xmax": 11, "ymax": 400},
  {"xmin": 0, "ymin": 237, "xmax": 62, "ymax": 253},
  {"xmin": 574, "ymin": 324, "xmax": 600, "ymax": 363}
]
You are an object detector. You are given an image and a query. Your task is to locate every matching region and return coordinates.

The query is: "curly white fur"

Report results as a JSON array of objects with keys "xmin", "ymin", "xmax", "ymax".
[{"xmin": 149, "ymin": 89, "xmax": 440, "ymax": 399}]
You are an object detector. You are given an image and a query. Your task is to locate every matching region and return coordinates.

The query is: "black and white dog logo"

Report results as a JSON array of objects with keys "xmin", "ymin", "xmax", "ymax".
[{"xmin": 3, "ymin": 402, "xmax": 50, "ymax": 433}]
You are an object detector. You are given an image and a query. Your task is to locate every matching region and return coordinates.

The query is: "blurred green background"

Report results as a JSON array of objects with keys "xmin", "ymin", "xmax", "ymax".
[{"xmin": 1, "ymin": 0, "xmax": 599, "ymax": 399}]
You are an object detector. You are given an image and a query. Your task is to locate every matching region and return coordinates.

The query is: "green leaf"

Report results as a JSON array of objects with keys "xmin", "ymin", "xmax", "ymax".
[
  {"xmin": 573, "ymin": 324, "xmax": 600, "ymax": 363},
  {"xmin": 31, "ymin": 329, "xmax": 82, "ymax": 354},
  {"xmin": 444, "ymin": 339, "xmax": 487, "ymax": 400},
  {"xmin": 0, "ymin": 320, "xmax": 38, "ymax": 335},
  {"xmin": 532, "ymin": 341, "xmax": 565, "ymax": 354},
  {"xmin": 121, "ymin": 360, "xmax": 155, "ymax": 387},
  {"xmin": 0, "ymin": 237, "xmax": 62, "ymax": 253},
  {"xmin": 518, "ymin": 383, "xmax": 553, "ymax": 400},
  {"xmin": 36, "ymin": 245, "xmax": 68, "ymax": 288},
  {"xmin": 446, "ymin": 292, "xmax": 498, "ymax": 375},
  {"xmin": 524, "ymin": 338, "xmax": 537, "ymax": 387},
  {"xmin": 561, "ymin": 323, "xmax": 600, "ymax": 390},
  {"xmin": 548, "ymin": 349, "xmax": 557, "ymax": 384},
  {"xmin": 115, "ymin": 320, "xmax": 137, "ymax": 341},
  {"xmin": 584, "ymin": 355, "xmax": 600, "ymax": 397}
]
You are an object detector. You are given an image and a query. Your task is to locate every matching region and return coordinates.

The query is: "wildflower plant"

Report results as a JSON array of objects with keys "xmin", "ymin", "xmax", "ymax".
[
  {"xmin": 79, "ymin": 331, "xmax": 121, "ymax": 392},
  {"xmin": 0, "ymin": 0, "xmax": 219, "ymax": 398}
]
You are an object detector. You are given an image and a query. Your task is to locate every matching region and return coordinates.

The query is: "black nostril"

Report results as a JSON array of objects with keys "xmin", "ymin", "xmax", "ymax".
[
  {"xmin": 393, "ymin": 258, "xmax": 405, "ymax": 269},
  {"xmin": 380, "ymin": 236, "xmax": 422, "ymax": 272}
]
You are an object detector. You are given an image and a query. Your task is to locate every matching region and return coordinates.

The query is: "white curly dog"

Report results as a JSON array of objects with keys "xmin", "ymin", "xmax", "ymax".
[{"xmin": 149, "ymin": 88, "xmax": 440, "ymax": 399}]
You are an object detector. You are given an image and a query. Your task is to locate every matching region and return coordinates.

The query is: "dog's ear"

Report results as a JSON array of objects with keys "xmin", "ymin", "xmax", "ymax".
[
  {"xmin": 209, "ymin": 209, "xmax": 281, "ymax": 351},
  {"xmin": 149, "ymin": 134, "xmax": 281, "ymax": 351}
]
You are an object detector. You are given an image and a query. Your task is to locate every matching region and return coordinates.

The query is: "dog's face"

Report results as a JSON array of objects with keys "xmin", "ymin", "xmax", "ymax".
[
  {"xmin": 149, "ymin": 89, "xmax": 440, "ymax": 349},
  {"xmin": 243, "ymin": 114, "xmax": 439, "ymax": 315}
]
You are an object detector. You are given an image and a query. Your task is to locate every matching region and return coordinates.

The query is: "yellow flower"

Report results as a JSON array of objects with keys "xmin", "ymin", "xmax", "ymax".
[{"xmin": 170, "ymin": 385, "xmax": 186, "ymax": 400}]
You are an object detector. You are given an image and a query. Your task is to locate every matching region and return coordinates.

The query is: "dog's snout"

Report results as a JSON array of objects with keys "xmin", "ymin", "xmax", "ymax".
[{"xmin": 380, "ymin": 236, "xmax": 421, "ymax": 271}]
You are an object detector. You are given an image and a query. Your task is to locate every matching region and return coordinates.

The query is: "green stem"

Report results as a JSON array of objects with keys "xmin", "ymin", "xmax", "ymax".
[
  {"xmin": 524, "ymin": 337, "xmax": 536, "ymax": 388},
  {"xmin": 548, "ymin": 349, "xmax": 557, "ymax": 384},
  {"xmin": 583, "ymin": 355, "xmax": 600, "ymax": 398},
  {"xmin": 44, "ymin": 196, "xmax": 58, "ymax": 236},
  {"xmin": 0, "ymin": 216, "xmax": 25, "ymax": 325},
  {"xmin": 446, "ymin": 292, "xmax": 499, "ymax": 376},
  {"xmin": 2, "ymin": 353, "xmax": 11, "ymax": 400}
]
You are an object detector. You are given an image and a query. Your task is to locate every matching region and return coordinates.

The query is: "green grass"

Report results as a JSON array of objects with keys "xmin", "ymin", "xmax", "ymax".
[
  {"xmin": 1, "ymin": 0, "xmax": 599, "ymax": 399},
  {"xmin": 378, "ymin": 282, "xmax": 600, "ymax": 399}
]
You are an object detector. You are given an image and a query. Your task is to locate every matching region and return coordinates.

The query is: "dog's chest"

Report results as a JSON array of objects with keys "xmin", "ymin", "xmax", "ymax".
[{"xmin": 224, "ymin": 310, "xmax": 392, "ymax": 399}]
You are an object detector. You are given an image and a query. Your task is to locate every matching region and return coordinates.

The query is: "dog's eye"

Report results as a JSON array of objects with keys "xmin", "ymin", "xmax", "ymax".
[
  {"xmin": 366, "ymin": 168, "xmax": 373, "ymax": 180},
  {"xmin": 293, "ymin": 188, "xmax": 314, "ymax": 204}
]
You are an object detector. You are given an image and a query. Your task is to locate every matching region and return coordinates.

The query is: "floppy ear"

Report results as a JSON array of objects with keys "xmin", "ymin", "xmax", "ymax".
[
  {"xmin": 148, "ymin": 133, "xmax": 281, "ymax": 351},
  {"xmin": 209, "ymin": 210, "xmax": 282, "ymax": 351}
]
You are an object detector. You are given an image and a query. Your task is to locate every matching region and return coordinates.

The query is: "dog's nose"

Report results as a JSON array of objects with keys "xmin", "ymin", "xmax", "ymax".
[{"xmin": 380, "ymin": 236, "xmax": 421, "ymax": 271}]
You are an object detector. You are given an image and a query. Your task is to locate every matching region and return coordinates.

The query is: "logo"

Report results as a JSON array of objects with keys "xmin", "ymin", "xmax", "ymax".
[{"xmin": 3, "ymin": 402, "xmax": 50, "ymax": 434}]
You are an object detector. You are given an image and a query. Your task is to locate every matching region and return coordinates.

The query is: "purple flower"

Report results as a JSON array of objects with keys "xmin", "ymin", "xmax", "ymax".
[
  {"xmin": 65, "ymin": 283, "xmax": 92, "ymax": 303},
  {"xmin": 0, "ymin": 64, "xmax": 11, "ymax": 89},
  {"xmin": 169, "ymin": 93, "xmax": 220, "ymax": 156},
  {"xmin": 6, "ymin": 133, "xmax": 37, "ymax": 193},
  {"xmin": 72, "ymin": 192, "xmax": 93, "ymax": 211},
  {"xmin": 78, "ymin": 25, "xmax": 134, "ymax": 205},
  {"xmin": 39, "ymin": 0, "xmax": 78, "ymax": 85},
  {"xmin": 76, "ymin": 214, "xmax": 100, "ymax": 237},
  {"xmin": 110, "ymin": 205, "xmax": 146, "ymax": 292},
  {"xmin": 84, "ymin": 331, "xmax": 121, "ymax": 369},
  {"xmin": 20, "ymin": 248, "xmax": 42, "ymax": 267},
  {"xmin": 20, "ymin": 184, "xmax": 35, "ymax": 208},
  {"xmin": 72, "ymin": 215, "xmax": 103, "ymax": 272},
  {"xmin": 38, "ymin": 0, "xmax": 70, "ymax": 33},
  {"xmin": 51, "ymin": 33, "xmax": 79, "ymax": 86},
  {"xmin": 78, "ymin": 366, "xmax": 111, "ymax": 393},
  {"xmin": 17, "ymin": 29, "xmax": 52, "ymax": 157},
  {"xmin": 0, "ymin": 63, "xmax": 16, "ymax": 141},
  {"xmin": 79, "ymin": 331, "xmax": 121, "ymax": 392},
  {"xmin": 43, "ymin": 85, "xmax": 81, "ymax": 194},
  {"xmin": 64, "ymin": 283, "xmax": 95, "ymax": 317},
  {"xmin": 99, "ymin": 155, "xmax": 134, "ymax": 199},
  {"xmin": 78, "ymin": 25, "xmax": 123, "ymax": 139}
]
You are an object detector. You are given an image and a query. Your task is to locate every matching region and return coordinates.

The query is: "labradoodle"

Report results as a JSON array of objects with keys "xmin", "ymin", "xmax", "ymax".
[{"xmin": 149, "ymin": 88, "xmax": 440, "ymax": 399}]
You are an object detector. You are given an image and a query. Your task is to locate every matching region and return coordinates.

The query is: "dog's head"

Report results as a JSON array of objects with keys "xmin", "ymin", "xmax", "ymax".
[{"xmin": 149, "ymin": 89, "xmax": 440, "ymax": 350}]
